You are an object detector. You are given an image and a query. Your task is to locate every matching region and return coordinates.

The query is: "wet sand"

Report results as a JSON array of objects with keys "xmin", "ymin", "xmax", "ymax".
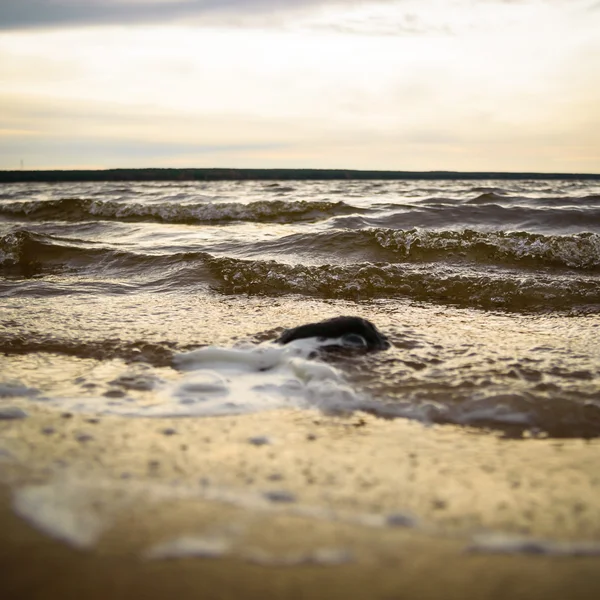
[{"xmin": 2, "ymin": 405, "xmax": 600, "ymax": 599}]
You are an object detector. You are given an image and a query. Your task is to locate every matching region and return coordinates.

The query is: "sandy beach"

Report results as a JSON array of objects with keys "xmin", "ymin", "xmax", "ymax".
[{"xmin": 2, "ymin": 403, "xmax": 600, "ymax": 599}]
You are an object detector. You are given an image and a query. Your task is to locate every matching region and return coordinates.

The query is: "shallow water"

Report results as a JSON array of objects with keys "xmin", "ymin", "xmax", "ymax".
[{"xmin": 1, "ymin": 179, "xmax": 600, "ymax": 438}]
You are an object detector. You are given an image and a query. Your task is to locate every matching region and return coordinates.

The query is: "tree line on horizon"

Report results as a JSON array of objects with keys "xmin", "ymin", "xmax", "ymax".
[{"xmin": 0, "ymin": 168, "xmax": 598, "ymax": 183}]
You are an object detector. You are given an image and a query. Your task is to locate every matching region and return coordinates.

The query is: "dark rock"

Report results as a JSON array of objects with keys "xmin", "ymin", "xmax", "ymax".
[{"xmin": 277, "ymin": 316, "xmax": 390, "ymax": 351}]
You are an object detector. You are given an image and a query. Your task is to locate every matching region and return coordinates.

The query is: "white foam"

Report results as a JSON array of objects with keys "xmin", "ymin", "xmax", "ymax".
[
  {"xmin": 11, "ymin": 472, "xmax": 409, "ymax": 552},
  {"xmin": 144, "ymin": 536, "xmax": 232, "ymax": 560},
  {"xmin": 13, "ymin": 479, "xmax": 113, "ymax": 549},
  {"xmin": 27, "ymin": 338, "xmax": 362, "ymax": 418},
  {"xmin": 173, "ymin": 345, "xmax": 284, "ymax": 372},
  {"xmin": 84, "ymin": 199, "xmax": 342, "ymax": 224},
  {"xmin": 12, "ymin": 475, "xmax": 199, "ymax": 550}
]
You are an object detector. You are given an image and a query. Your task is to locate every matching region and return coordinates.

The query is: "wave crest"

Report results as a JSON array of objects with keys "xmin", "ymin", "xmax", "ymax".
[
  {"xmin": 206, "ymin": 256, "xmax": 600, "ymax": 311},
  {"xmin": 372, "ymin": 229, "xmax": 600, "ymax": 270},
  {"xmin": 0, "ymin": 198, "xmax": 359, "ymax": 224},
  {"xmin": 0, "ymin": 230, "xmax": 47, "ymax": 276}
]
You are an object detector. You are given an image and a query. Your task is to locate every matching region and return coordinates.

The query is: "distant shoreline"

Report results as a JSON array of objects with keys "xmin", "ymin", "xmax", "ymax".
[{"xmin": 1, "ymin": 168, "xmax": 599, "ymax": 183}]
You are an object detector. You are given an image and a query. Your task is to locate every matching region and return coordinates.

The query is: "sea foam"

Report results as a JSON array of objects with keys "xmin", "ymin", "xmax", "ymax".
[{"xmin": 14, "ymin": 338, "xmax": 360, "ymax": 418}]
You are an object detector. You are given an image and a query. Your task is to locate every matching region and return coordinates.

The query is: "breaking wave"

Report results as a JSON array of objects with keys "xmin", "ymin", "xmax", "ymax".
[
  {"xmin": 258, "ymin": 229, "xmax": 600, "ymax": 270},
  {"xmin": 2, "ymin": 230, "xmax": 599, "ymax": 311},
  {"xmin": 206, "ymin": 255, "xmax": 600, "ymax": 311},
  {"xmin": 0, "ymin": 198, "xmax": 360, "ymax": 224},
  {"xmin": 369, "ymin": 229, "xmax": 600, "ymax": 270}
]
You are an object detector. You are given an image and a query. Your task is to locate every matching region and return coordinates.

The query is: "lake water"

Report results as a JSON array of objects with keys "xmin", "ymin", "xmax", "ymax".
[{"xmin": 1, "ymin": 179, "xmax": 600, "ymax": 438}]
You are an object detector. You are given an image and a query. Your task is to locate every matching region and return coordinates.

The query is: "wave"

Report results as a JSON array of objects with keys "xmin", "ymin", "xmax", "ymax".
[
  {"xmin": 262, "ymin": 184, "xmax": 296, "ymax": 193},
  {"xmin": 0, "ymin": 198, "xmax": 360, "ymax": 224},
  {"xmin": 251, "ymin": 229, "xmax": 600, "ymax": 271},
  {"xmin": 469, "ymin": 186, "xmax": 507, "ymax": 195},
  {"xmin": 0, "ymin": 230, "xmax": 128, "ymax": 276},
  {"xmin": 465, "ymin": 192, "xmax": 509, "ymax": 204},
  {"xmin": 370, "ymin": 229, "xmax": 600, "ymax": 270},
  {"xmin": 1, "ymin": 230, "xmax": 55, "ymax": 276},
  {"xmin": 206, "ymin": 255, "xmax": 600, "ymax": 311},
  {"xmin": 0, "ymin": 230, "xmax": 215, "ymax": 283},
  {"xmin": 3, "ymin": 230, "xmax": 599, "ymax": 311},
  {"xmin": 465, "ymin": 192, "xmax": 600, "ymax": 206},
  {"xmin": 349, "ymin": 204, "xmax": 600, "ymax": 232},
  {"xmin": 6, "ymin": 227, "xmax": 600, "ymax": 277}
]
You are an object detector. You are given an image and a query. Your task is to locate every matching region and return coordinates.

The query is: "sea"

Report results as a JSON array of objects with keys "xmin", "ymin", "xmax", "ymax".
[{"xmin": 1, "ymin": 178, "xmax": 600, "ymax": 439}]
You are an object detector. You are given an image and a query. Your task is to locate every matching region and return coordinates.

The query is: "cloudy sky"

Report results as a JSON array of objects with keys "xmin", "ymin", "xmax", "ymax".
[{"xmin": 0, "ymin": 0, "xmax": 598, "ymax": 172}]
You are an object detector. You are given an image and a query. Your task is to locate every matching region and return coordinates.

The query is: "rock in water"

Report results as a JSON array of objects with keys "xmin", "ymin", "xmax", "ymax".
[{"xmin": 276, "ymin": 316, "xmax": 390, "ymax": 351}]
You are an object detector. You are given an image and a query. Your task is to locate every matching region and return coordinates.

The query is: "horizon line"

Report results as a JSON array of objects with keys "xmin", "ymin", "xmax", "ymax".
[{"xmin": 1, "ymin": 167, "xmax": 599, "ymax": 182}]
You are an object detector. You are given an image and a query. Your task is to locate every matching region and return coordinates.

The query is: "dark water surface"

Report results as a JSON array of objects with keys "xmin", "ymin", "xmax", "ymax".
[{"xmin": 1, "ymin": 179, "xmax": 599, "ymax": 438}]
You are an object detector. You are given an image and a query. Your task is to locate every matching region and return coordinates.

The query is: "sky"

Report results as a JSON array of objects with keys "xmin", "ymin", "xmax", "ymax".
[{"xmin": 0, "ymin": 0, "xmax": 599, "ymax": 172}]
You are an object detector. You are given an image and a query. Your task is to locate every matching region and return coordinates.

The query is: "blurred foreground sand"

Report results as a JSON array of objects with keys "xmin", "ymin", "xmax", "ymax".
[{"xmin": 1, "ymin": 405, "xmax": 600, "ymax": 599}]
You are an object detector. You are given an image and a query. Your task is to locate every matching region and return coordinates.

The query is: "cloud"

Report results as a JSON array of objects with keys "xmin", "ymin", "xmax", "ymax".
[
  {"xmin": 1, "ymin": 0, "xmax": 598, "ymax": 171},
  {"xmin": 0, "ymin": 93, "xmax": 291, "ymax": 168},
  {"xmin": 1, "ymin": 1, "xmax": 583, "ymax": 36},
  {"xmin": 0, "ymin": 134, "xmax": 280, "ymax": 163},
  {"xmin": 0, "ymin": 1, "xmax": 204, "ymax": 30},
  {"xmin": 0, "ymin": 0, "xmax": 374, "ymax": 31},
  {"xmin": 306, "ymin": 6, "xmax": 456, "ymax": 36}
]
